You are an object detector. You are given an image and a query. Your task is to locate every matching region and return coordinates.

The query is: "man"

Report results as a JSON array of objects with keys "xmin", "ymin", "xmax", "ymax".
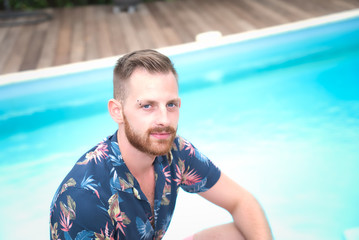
[{"xmin": 50, "ymin": 49, "xmax": 272, "ymax": 240}]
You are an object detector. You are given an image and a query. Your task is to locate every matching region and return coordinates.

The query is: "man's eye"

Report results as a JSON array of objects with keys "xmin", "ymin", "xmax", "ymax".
[
  {"xmin": 167, "ymin": 103, "xmax": 177, "ymax": 108},
  {"xmin": 142, "ymin": 104, "xmax": 151, "ymax": 109}
]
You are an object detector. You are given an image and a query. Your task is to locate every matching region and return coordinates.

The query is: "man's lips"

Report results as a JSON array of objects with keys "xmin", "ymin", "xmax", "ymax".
[
  {"xmin": 150, "ymin": 132, "xmax": 172, "ymax": 139},
  {"xmin": 149, "ymin": 126, "xmax": 176, "ymax": 140}
]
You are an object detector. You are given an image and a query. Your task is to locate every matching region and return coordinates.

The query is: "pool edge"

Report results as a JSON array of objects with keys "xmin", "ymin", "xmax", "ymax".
[{"xmin": 1, "ymin": 8, "xmax": 359, "ymax": 86}]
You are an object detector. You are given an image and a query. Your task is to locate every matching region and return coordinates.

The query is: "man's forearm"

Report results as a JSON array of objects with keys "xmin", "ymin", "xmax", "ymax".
[
  {"xmin": 231, "ymin": 192, "xmax": 272, "ymax": 240},
  {"xmin": 197, "ymin": 173, "xmax": 273, "ymax": 240}
]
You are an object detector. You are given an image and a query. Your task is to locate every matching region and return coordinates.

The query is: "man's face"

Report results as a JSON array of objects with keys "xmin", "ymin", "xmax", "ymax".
[{"xmin": 121, "ymin": 68, "xmax": 181, "ymax": 156}]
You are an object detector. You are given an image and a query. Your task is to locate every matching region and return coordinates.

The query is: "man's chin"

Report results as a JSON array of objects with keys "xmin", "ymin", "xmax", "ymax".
[
  {"xmin": 147, "ymin": 138, "xmax": 175, "ymax": 156},
  {"xmin": 149, "ymin": 144, "xmax": 172, "ymax": 156}
]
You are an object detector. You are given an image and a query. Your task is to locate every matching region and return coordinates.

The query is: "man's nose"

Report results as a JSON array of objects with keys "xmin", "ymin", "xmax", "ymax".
[{"xmin": 155, "ymin": 106, "xmax": 170, "ymax": 126}]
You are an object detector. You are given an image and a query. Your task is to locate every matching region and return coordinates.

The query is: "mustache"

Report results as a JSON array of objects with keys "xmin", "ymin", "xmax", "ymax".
[{"xmin": 148, "ymin": 126, "xmax": 176, "ymax": 134}]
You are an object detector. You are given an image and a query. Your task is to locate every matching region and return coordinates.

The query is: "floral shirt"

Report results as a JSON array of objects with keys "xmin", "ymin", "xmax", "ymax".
[{"xmin": 50, "ymin": 132, "xmax": 221, "ymax": 240}]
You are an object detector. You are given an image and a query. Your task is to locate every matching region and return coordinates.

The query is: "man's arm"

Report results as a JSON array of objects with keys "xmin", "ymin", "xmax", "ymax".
[{"xmin": 196, "ymin": 173, "xmax": 272, "ymax": 240}]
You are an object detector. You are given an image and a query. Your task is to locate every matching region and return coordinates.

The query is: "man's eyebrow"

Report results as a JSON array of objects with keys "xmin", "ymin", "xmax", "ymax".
[
  {"xmin": 136, "ymin": 99, "xmax": 156, "ymax": 106},
  {"xmin": 136, "ymin": 99, "xmax": 148, "ymax": 106},
  {"xmin": 136, "ymin": 98, "xmax": 180, "ymax": 106},
  {"xmin": 168, "ymin": 98, "xmax": 181, "ymax": 103}
]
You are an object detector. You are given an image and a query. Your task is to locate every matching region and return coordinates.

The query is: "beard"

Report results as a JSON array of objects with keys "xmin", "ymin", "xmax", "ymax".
[{"xmin": 123, "ymin": 114, "xmax": 177, "ymax": 156}]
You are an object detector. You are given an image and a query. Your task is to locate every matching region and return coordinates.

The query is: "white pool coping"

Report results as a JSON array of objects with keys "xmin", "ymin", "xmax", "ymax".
[{"xmin": 1, "ymin": 8, "xmax": 359, "ymax": 86}]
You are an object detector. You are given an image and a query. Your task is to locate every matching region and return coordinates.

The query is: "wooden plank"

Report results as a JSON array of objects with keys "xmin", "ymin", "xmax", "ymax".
[
  {"xmin": 0, "ymin": 26, "xmax": 23, "ymax": 73},
  {"xmin": 0, "ymin": 27, "xmax": 11, "ymax": 73},
  {"xmin": 145, "ymin": 2, "xmax": 170, "ymax": 29},
  {"xmin": 228, "ymin": 0, "xmax": 270, "ymax": 29},
  {"xmin": 328, "ymin": 0, "xmax": 358, "ymax": 11},
  {"xmin": 216, "ymin": 0, "xmax": 256, "ymax": 33},
  {"xmin": 128, "ymin": 6, "xmax": 154, "ymax": 49},
  {"xmin": 54, "ymin": 7, "xmax": 72, "ymax": 66},
  {"xmin": 242, "ymin": 0, "xmax": 292, "ymax": 25},
  {"xmin": 70, "ymin": 6, "xmax": 85, "ymax": 63},
  {"xmin": 84, "ymin": 6, "xmax": 99, "ymax": 61},
  {"xmin": 166, "ymin": 0, "xmax": 197, "ymax": 42},
  {"xmin": 174, "ymin": 0, "xmax": 205, "ymax": 37},
  {"xmin": 20, "ymin": 8, "xmax": 54, "ymax": 70},
  {"xmin": 340, "ymin": 0, "xmax": 359, "ymax": 8},
  {"xmin": 311, "ymin": 0, "xmax": 351, "ymax": 13},
  {"xmin": 3, "ymin": 25, "xmax": 35, "ymax": 74},
  {"xmin": 37, "ymin": 9, "xmax": 61, "ymax": 69},
  {"xmin": 20, "ymin": 20, "xmax": 50, "ymax": 71},
  {"xmin": 117, "ymin": 12, "xmax": 142, "ymax": 52},
  {"xmin": 96, "ymin": 6, "xmax": 114, "ymax": 58},
  {"xmin": 184, "ymin": 0, "xmax": 232, "ymax": 33},
  {"xmin": 257, "ymin": 0, "xmax": 312, "ymax": 21},
  {"xmin": 153, "ymin": 1, "xmax": 193, "ymax": 43},
  {"xmin": 288, "ymin": 0, "xmax": 331, "ymax": 16},
  {"xmin": 138, "ymin": 4, "xmax": 169, "ymax": 48},
  {"xmin": 184, "ymin": 0, "xmax": 223, "ymax": 34},
  {"xmin": 0, "ymin": 26, "xmax": 9, "ymax": 46},
  {"xmin": 146, "ymin": 2, "xmax": 182, "ymax": 45},
  {"xmin": 161, "ymin": 27, "xmax": 182, "ymax": 46},
  {"xmin": 180, "ymin": 0, "xmax": 215, "ymax": 33},
  {"xmin": 108, "ymin": 10, "xmax": 128, "ymax": 55},
  {"xmin": 198, "ymin": 0, "xmax": 236, "ymax": 35}
]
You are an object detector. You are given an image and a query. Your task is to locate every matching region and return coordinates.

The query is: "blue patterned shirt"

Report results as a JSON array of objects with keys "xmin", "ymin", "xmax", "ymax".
[{"xmin": 50, "ymin": 132, "xmax": 221, "ymax": 240}]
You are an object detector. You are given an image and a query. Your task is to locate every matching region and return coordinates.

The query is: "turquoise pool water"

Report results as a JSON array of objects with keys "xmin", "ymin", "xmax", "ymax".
[{"xmin": 1, "ymin": 16, "xmax": 359, "ymax": 240}]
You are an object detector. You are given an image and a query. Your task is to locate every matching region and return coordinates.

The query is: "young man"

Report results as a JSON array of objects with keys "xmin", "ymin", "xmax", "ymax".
[{"xmin": 50, "ymin": 49, "xmax": 272, "ymax": 240}]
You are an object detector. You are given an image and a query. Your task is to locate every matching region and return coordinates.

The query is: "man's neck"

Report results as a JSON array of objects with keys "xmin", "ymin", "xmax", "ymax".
[{"xmin": 117, "ymin": 130, "xmax": 156, "ymax": 178}]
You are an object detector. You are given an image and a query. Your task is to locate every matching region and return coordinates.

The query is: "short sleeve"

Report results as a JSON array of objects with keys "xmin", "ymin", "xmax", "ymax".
[
  {"xmin": 174, "ymin": 136, "xmax": 221, "ymax": 193},
  {"xmin": 50, "ymin": 187, "xmax": 116, "ymax": 240}
]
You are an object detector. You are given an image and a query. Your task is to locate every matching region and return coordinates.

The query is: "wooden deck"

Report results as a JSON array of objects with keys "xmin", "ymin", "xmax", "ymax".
[{"xmin": 0, "ymin": 0, "xmax": 358, "ymax": 76}]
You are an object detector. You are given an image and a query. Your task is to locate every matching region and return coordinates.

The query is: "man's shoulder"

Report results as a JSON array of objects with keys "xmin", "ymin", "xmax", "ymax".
[
  {"xmin": 172, "ymin": 135, "xmax": 195, "ymax": 151},
  {"xmin": 170, "ymin": 135, "xmax": 198, "ymax": 161},
  {"xmin": 173, "ymin": 135, "xmax": 189, "ymax": 147},
  {"xmin": 76, "ymin": 138, "xmax": 112, "ymax": 165},
  {"xmin": 56, "ymin": 135, "xmax": 116, "ymax": 196},
  {"xmin": 74, "ymin": 132, "xmax": 122, "ymax": 167}
]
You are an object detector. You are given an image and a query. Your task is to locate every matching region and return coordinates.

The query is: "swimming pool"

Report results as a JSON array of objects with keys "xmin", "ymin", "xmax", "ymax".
[{"xmin": 1, "ymin": 12, "xmax": 359, "ymax": 240}]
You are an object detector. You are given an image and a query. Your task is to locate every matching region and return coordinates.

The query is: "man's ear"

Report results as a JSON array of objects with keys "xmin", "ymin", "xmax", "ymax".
[{"xmin": 108, "ymin": 99, "xmax": 124, "ymax": 124}]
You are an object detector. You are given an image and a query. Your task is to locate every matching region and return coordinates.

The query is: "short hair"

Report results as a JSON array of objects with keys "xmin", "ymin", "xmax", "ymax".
[{"xmin": 113, "ymin": 49, "xmax": 178, "ymax": 101}]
